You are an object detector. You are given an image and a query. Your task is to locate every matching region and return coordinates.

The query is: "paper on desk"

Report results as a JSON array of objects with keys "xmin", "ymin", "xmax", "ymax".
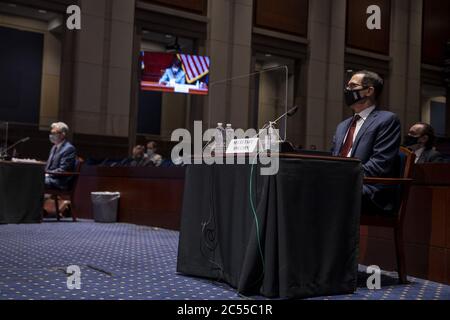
[{"xmin": 12, "ymin": 158, "xmax": 41, "ymax": 163}]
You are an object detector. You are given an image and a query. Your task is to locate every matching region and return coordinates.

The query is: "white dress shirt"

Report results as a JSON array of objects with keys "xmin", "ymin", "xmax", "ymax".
[
  {"xmin": 414, "ymin": 147, "xmax": 425, "ymax": 164},
  {"xmin": 344, "ymin": 105, "xmax": 376, "ymax": 157}
]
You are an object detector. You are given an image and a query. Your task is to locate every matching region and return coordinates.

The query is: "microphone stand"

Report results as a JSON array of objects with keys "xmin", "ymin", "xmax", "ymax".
[
  {"xmin": 254, "ymin": 106, "xmax": 299, "ymax": 141},
  {"xmin": 0, "ymin": 137, "xmax": 30, "ymax": 161},
  {"xmin": 254, "ymin": 106, "xmax": 299, "ymax": 154}
]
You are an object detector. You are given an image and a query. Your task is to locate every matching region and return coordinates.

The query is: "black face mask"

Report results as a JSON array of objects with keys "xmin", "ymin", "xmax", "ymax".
[
  {"xmin": 344, "ymin": 87, "xmax": 368, "ymax": 107},
  {"xmin": 403, "ymin": 136, "xmax": 420, "ymax": 147}
]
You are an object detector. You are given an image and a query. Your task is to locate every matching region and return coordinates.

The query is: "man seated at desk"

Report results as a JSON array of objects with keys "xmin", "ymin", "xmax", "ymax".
[
  {"xmin": 404, "ymin": 123, "xmax": 447, "ymax": 163},
  {"xmin": 331, "ymin": 70, "xmax": 401, "ymax": 213},
  {"xmin": 45, "ymin": 122, "xmax": 77, "ymax": 190},
  {"xmin": 159, "ymin": 58, "xmax": 186, "ymax": 86},
  {"xmin": 120, "ymin": 145, "xmax": 153, "ymax": 167},
  {"xmin": 145, "ymin": 141, "xmax": 163, "ymax": 167}
]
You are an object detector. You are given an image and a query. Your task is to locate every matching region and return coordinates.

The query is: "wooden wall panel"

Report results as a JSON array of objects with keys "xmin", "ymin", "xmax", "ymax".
[
  {"xmin": 422, "ymin": 0, "xmax": 450, "ymax": 65},
  {"xmin": 74, "ymin": 166, "xmax": 185, "ymax": 230},
  {"xmin": 346, "ymin": 0, "xmax": 391, "ymax": 55},
  {"xmin": 141, "ymin": 0, "xmax": 207, "ymax": 15},
  {"xmin": 254, "ymin": 0, "xmax": 308, "ymax": 37}
]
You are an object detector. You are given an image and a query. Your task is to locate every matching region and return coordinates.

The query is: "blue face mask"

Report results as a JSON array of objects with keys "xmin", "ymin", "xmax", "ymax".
[{"xmin": 49, "ymin": 134, "xmax": 60, "ymax": 144}]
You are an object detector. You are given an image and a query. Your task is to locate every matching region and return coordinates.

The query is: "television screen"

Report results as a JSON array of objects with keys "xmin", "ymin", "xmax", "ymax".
[{"xmin": 140, "ymin": 51, "xmax": 210, "ymax": 95}]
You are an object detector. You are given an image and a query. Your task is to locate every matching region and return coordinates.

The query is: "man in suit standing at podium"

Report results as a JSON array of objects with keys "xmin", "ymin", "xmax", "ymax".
[
  {"xmin": 45, "ymin": 122, "xmax": 77, "ymax": 190},
  {"xmin": 331, "ymin": 70, "xmax": 401, "ymax": 213}
]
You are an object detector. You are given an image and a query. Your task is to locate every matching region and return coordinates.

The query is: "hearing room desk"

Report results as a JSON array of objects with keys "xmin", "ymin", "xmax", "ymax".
[
  {"xmin": 176, "ymin": 154, "xmax": 363, "ymax": 299},
  {"xmin": 0, "ymin": 161, "xmax": 45, "ymax": 224}
]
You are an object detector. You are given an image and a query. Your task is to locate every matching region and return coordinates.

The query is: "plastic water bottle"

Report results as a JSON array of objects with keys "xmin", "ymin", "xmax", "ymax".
[
  {"xmin": 215, "ymin": 123, "xmax": 225, "ymax": 153},
  {"xmin": 267, "ymin": 124, "xmax": 278, "ymax": 152},
  {"xmin": 225, "ymin": 124, "xmax": 234, "ymax": 151}
]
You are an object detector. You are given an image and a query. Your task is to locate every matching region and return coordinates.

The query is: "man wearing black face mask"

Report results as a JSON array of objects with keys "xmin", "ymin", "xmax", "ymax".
[
  {"xmin": 331, "ymin": 70, "xmax": 401, "ymax": 213},
  {"xmin": 404, "ymin": 123, "xmax": 446, "ymax": 163}
]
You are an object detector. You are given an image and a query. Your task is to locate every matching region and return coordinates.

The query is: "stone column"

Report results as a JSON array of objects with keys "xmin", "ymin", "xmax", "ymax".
[
  {"xmin": 325, "ymin": 0, "xmax": 347, "ymax": 149},
  {"xmin": 404, "ymin": 0, "xmax": 423, "ymax": 131},
  {"xmin": 206, "ymin": 0, "xmax": 253, "ymax": 130},
  {"xmin": 389, "ymin": 0, "xmax": 422, "ymax": 135},
  {"xmin": 70, "ymin": 0, "xmax": 135, "ymax": 137},
  {"xmin": 304, "ymin": 0, "xmax": 346, "ymax": 150}
]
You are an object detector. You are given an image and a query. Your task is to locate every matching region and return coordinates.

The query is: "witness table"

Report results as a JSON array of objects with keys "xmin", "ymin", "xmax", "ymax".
[
  {"xmin": 0, "ymin": 161, "xmax": 45, "ymax": 224},
  {"xmin": 177, "ymin": 154, "xmax": 363, "ymax": 298}
]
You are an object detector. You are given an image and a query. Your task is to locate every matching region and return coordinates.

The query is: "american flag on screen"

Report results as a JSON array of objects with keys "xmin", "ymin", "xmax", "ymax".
[{"xmin": 177, "ymin": 54, "xmax": 210, "ymax": 84}]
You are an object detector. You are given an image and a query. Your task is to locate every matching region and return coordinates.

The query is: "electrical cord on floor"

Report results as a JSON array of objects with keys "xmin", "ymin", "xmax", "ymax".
[
  {"xmin": 199, "ymin": 164, "xmax": 224, "ymax": 281},
  {"xmin": 248, "ymin": 152, "xmax": 266, "ymax": 286}
]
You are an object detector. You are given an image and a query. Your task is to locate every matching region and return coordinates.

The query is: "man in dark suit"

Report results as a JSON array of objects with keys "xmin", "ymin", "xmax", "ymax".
[
  {"xmin": 119, "ymin": 145, "xmax": 153, "ymax": 167},
  {"xmin": 404, "ymin": 123, "xmax": 447, "ymax": 163},
  {"xmin": 45, "ymin": 122, "xmax": 77, "ymax": 190},
  {"xmin": 331, "ymin": 70, "xmax": 401, "ymax": 213}
]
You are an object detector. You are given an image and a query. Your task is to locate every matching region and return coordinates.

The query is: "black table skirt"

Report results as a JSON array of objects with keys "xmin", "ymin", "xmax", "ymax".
[
  {"xmin": 176, "ymin": 157, "xmax": 363, "ymax": 299},
  {"xmin": 0, "ymin": 161, "xmax": 45, "ymax": 224}
]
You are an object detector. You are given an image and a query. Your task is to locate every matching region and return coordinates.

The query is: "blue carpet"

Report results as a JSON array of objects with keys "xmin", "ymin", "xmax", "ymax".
[{"xmin": 0, "ymin": 220, "xmax": 448, "ymax": 300}]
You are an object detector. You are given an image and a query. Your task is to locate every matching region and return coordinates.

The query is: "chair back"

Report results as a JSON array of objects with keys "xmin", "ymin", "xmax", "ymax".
[
  {"xmin": 75, "ymin": 156, "xmax": 84, "ymax": 172},
  {"xmin": 67, "ymin": 156, "xmax": 84, "ymax": 193},
  {"xmin": 398, "ymin": 146, "xmax": 415, "ymax": 179},
  {"xmin": 395, "ymin": 147, "xmax": 415, "ymax": 223}
]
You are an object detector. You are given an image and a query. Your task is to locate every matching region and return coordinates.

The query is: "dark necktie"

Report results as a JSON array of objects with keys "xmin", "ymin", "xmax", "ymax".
[
  {"xmin": 46, "ymin": 146, "xmax": 57, "ymax": 170},
  {"xmin": 339, "ymin": 115, "xmax": 361, "ymax": 157}
]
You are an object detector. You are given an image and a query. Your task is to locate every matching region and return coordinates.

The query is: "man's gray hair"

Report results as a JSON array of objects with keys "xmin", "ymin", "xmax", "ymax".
[{"xmin": 51, "ymin": 122, "xmax": 69, "ymax": 135}]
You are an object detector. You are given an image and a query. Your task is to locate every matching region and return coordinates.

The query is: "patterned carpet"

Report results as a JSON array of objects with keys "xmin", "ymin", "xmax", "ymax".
[{"xmin": 0, "ymin": 220, "xmax": 448, "ymax": 300}]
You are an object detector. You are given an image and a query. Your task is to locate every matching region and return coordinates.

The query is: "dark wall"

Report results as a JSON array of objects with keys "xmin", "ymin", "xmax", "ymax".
[
  {"xmin": 0, "ymin": 26, "xmax": 43, "ymax": 124},
  {"xmin": 5, "ymin": 123, "xmax": 129, "ymax": 162},
  {"xmin": 137, "ymin": 91, "xmax": 162, "ymax": 135},
  {"xmin": 422, "ymin": 0, "xmax": 450, "ymax": 65},
  {"xmin": 141, "ymin": 0, "xmax": 207, "ymax": 15},
  {"xmin": 346, "ymin": 0, "xmax": 391, "ymax": 55},
  {"xmin": 254, "ymin": 0, "xmax": 308, "ymax": 37}
]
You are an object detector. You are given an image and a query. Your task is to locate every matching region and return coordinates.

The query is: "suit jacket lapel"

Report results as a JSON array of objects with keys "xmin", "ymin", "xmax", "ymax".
[
  {"xmin": 46, "ymin": 145, "xmax": 56, "ymax": 170},
  {"xmin": 335, "ymin": 118, "xmax": 353, "ymax": 155},
  {"xmin": 53, "ymin": 141, "xmax": 67, "ymax": 163},
  {"xmin": 419, "ymin": 149, "xmax": 428, "ymax": 163},
  {"xmin": 351, "ymin": 109, "xmax": 379, "ymax": 157}
]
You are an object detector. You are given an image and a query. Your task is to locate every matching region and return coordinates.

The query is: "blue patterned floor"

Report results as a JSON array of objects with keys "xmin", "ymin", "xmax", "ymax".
[{"xmin": 0, "ymin": 220, "xmax": 448, "ymax": 300}]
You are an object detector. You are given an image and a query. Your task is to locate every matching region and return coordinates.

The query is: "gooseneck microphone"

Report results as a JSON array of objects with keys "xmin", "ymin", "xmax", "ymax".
[
  {"xmin": 269, "ymin": 105, "xmax": 300, "ymax": 127},
  {"xmin": 287, "ymin": 105, "xmax": 299, "ymax": 117},
  {"xmin": 0, "ymin": 137, "xmax": 30, "ymax": 159}
]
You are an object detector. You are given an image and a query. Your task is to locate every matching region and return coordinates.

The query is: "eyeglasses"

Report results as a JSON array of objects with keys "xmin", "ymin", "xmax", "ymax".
[{"xmin": 345, "ymin": 84, "xmax": 370, "ymax": 91}]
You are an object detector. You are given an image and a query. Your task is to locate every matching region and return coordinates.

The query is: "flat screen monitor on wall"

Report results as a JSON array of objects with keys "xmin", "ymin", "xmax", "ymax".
[{"xmin": 140, "ymin": 51, "xmax": 210, "ymax": 96}]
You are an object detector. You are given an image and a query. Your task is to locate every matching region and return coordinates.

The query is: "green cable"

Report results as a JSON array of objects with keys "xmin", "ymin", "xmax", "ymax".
[{"xmin": 249, "ymin": 154, "xmax": 265, "ymax": 271}]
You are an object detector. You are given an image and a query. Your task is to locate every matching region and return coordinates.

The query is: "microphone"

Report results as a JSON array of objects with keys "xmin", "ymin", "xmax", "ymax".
[
  {"xmin": 271, "ymin": 105, "xmax": 300, "ymax": 126},
  {"xmin": 287, "ymin": 105, "xmax": 299, "ymax": 117},
  {"xmin": 0, "ymin": 137, "xmax": 30, "ymax": 159},
  {"xmin": 251, "ymin": 105, "xmax": 300, "ymax": 141}
]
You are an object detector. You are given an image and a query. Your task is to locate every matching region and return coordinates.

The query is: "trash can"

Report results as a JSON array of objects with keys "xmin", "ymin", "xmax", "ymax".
[{"xmin": 91, "ymin": 192, "xmax": 120, "ymax": 223}]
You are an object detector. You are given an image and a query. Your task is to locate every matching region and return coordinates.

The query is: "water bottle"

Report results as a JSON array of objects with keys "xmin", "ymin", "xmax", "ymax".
[
  {"xmin": 225, "ymin": 124, "xmax": 234, "ymax": 151},
  {"xmin": 215, "ymin": 123, "xmax": 225, "ymax": 153},
  {"xmin": 267, "ymin": 124, "xmax": 278, "ymax": 152}
]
